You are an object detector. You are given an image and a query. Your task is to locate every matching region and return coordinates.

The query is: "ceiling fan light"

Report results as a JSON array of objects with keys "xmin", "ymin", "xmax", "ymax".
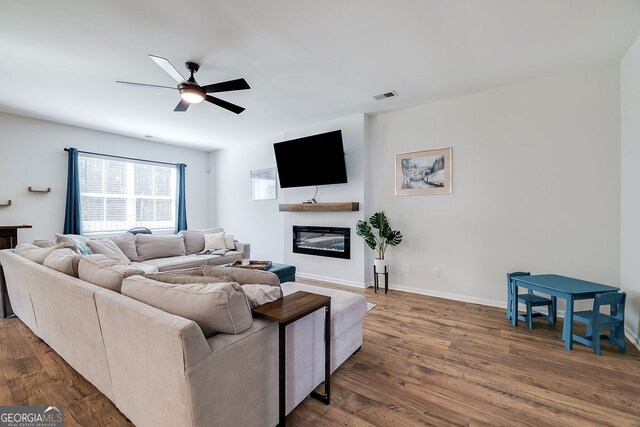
[{"xmin": 180, "ymin": 87, "xmax": 205, "ymax": 104}]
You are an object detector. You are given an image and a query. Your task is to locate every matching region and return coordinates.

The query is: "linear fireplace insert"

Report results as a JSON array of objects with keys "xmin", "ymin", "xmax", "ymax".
[{"xmin": 292, "ymin": 226, "xmax": 351, "ymax": 259}]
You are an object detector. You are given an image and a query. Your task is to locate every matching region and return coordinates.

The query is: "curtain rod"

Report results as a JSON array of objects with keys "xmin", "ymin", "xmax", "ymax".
[{"xmin": 64, "ymin": 148, "xmax": 185, "ymax": 167}]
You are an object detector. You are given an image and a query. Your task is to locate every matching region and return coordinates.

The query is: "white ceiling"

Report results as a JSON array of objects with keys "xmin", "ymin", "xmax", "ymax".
[{"xmin": 1, "ymin": 1, "xmax": 639, "ymax": 150}]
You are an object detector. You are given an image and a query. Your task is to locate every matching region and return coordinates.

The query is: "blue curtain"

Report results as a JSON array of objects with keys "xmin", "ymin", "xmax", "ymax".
[
  {"xmin": 176, "ymin": 163, "xmax": 188, "ymax": 232},
  {"xmin": 63, "ymin": 148, "xmax": 83, "ymax": 235}
]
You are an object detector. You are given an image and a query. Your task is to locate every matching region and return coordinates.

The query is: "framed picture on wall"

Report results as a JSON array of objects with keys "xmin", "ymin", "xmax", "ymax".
[
  {"xmin": 396, "ymin": 148, "xmax": 452, "ymax": 195},
  {"xmin": 251, "ymin": 168, "xmax": 277, "ymax": 200}
]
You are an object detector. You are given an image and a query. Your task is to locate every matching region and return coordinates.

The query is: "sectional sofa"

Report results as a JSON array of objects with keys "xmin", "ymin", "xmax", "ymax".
[
  {"xmin": 0, "ymin": 231, "xmax": 367, "ymax": 427},
  {"xmin": 53, "ymin": 228, "xmax": 251, "ymax": 273}
]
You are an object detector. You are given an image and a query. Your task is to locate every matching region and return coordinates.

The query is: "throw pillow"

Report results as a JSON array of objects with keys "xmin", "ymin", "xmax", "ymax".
[
  {"xmin": 204, "ymin": 232, "xmax": 226, "ymax": 251},
  {"xmin": 110, "ymin": 233, "xmax": 139, "ymax": 262},
  {"xmin": 14, "ymin": 243, "xmax": 76, "ymax": 264},
  {"xmin": 121, "ymin": 276, "xmax": 253, "ymax": 336},
  {"xmin": 224, "ymin": 234, "xmax": 236, "ymax": 250},
  {"xmin": 134, "ymin": 234, "xmax": 187, "ymax": 261},
  {"xmin": 43, "ymin": 248, "xmax": 82, "ymax": 277},
  {"xmin": 55, "ymin": 233, "xmax": 90, "ymax": 248},
  {"xmin": 179, "ymin": 230, "xmax": 205, "ymax": 255},
  {"xmin": 78, "ymin": 255, "xmax": 144, "ymax": 292},
  {"xmin": 87, "ymin": 239, "xmax": 131, "ymax": 264},
  {"xmin": 76, "ymin": 243, "xmax": 93, "ymax": 256},
  {"xmin": 241, "ymin": 284, "xmax": 283, "ymax": 308}
]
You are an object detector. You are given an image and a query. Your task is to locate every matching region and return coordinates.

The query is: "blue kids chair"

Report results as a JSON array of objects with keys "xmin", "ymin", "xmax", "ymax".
[
  {"xmin": 507, "ymin": 272, "xmax": 556, "ymax": 329},
  {"xmin": 572, "ymin": 291, "xmax": 626, "ymax": 355}
]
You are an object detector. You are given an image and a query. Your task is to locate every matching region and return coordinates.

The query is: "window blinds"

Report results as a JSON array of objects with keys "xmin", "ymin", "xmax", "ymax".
[{"xmin": 78, "ymin": 155, "xmax": 176, "ymax": 234}]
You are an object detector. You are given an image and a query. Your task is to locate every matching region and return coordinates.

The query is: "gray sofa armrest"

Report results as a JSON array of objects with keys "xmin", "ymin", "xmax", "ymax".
[
  {"xmin": 233, "ymin": 242, "xmax": 250, "ymax": 259},
  {"xmin": 186, "ymin": 319, "xmax": 279, "ymax": 426}
]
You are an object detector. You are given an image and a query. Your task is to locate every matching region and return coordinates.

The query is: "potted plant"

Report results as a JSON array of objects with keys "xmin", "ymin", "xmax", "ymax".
[{"xmin": 356, "ymin": 211, "xmax": 403, "ymax": 272}]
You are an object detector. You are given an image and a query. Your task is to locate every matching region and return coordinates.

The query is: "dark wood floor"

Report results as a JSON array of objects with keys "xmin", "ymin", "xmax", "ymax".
[{"xmin": 2, "ymin": 279, "xmax": 639, "ymax": 426}]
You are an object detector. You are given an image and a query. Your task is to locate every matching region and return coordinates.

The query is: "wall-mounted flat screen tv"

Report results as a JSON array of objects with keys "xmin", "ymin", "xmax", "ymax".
[{"xmin": 273, "ymin": 130, "xmax": 347, "ymax": 188}]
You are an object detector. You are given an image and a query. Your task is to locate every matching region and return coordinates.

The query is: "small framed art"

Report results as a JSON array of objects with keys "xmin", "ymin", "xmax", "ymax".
[{"xmin": 396, "ymin": 148, "xmax": 452, "ymax": 195}]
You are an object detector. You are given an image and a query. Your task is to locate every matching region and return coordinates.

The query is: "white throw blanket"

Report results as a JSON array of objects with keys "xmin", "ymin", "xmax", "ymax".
[{"xmin": 241, "ymin": 284, "xmax": 282, "ymax": 308}]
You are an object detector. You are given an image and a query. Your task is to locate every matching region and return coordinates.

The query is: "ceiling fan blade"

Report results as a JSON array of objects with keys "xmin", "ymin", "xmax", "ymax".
[
  {"xmin": 205, "ymin": 95, "xmax": 245, "ymax": 114},
  {"xmin": 116, "ymin": 81, "xmax": 177, "ymax": 90},
  {"xmin": 149, "ymin": 55, "xmax": 186, "ymax": 84},
  {"xmin": 174, "ymin": 99, "xmax": 190, "ymax": 112},
  {"xmin": 202, "ymin": 78, "xmax": 250, "ymax": 93}
]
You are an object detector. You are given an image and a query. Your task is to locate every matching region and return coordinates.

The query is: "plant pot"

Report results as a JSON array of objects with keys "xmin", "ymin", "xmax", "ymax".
[{"xmin": 373, "ymin": 258, "xmax": 388, "ymax": 272}]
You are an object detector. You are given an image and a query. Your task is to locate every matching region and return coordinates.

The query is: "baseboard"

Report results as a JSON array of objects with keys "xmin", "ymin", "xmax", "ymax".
[
  {"xmin": 625, "ymin": 327, "xmax": 640, "ymax": 350},
  {"xmin": 385, "ymin": 283, "xmax": 507, "ymax": 309},
  {"xmin": 296, "ymin": 272, "xmax": 366, "ymax": 289}
]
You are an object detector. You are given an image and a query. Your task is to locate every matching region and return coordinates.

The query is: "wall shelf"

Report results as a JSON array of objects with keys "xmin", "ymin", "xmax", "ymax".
[
  {"xmin": 279, "ymin": 202, "xmax": 359, "ymax": 212},
  {"xmin": 0, "ymin": 200, "xmax": 12, "ymax": 207},
  {"xmin": 28, "ymin": 187, "xmax": 52, "ymax": 193}
]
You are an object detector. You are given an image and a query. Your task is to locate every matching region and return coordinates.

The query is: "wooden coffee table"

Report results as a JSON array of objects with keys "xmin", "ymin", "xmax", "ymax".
[{"xmin": 251, "ymin": 291, "xmax": 331, "ymax": 427}]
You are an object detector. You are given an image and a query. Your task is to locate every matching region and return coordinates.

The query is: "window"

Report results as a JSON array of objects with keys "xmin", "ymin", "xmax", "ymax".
[{"xmin": 79, "ymin": 155, "xmax": 176, "ymax": 234}]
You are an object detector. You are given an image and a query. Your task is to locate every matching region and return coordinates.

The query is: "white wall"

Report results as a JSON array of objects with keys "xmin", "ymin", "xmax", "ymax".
[
  {"xmin": 210, "ymin": 133, "xmax": 285, "ymax": 260},
  {"xmin": 621, "ymin": 35, "xmax": 640, "ymax": 347},
  {"xmin": 367, "ymin": 65, "xmax": 621, "ymax": 307},
  {"xmin": 212, "ymin": 114, "xmax": 367, "ymax": 286},
  {"xmin": 281, "ymin": 114, "xmax": 366, "ymax": 287},
  {"xmin": 0, "ymin": 112, "xmax": 212, "ymax": 243}
]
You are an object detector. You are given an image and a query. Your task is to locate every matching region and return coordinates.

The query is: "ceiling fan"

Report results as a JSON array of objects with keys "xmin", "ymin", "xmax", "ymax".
[{"xmin": 116, "ymin": 55, "xmax": 250, "ymax": 114}]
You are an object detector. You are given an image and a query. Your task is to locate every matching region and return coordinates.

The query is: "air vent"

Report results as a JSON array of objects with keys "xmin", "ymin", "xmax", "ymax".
[{"xmin": 373, "ymin": 90, "xmax": 398, "ymax": 100}]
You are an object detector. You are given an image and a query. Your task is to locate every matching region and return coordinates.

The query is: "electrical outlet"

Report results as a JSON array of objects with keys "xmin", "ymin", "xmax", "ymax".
[
  {"xmin": 401, "ymin": 263, "xmax": 411, "ymax": 273},
  {"xmin": 433, "ymin": 267, "xmax": 441, "ymax": 277}
]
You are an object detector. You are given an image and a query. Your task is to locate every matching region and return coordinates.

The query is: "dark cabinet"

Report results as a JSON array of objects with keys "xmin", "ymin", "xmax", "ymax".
[{"xmin": 1, "ymin": 225, "xmax": 32, "ymax": 318}]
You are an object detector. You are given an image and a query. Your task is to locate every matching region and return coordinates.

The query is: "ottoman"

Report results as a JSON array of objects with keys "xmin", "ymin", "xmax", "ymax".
[
  {"xmin": 280, "ymin": 281, "xmax": 366, "ymax": 412},
  {"xmin": 268, "ymin": 263, "xmax": 296, "ymax": 283}
]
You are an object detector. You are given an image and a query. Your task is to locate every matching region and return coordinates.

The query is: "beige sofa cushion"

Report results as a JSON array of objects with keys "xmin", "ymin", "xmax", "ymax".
[
  {"xmin": 205, "ymin": 251, "xmax": 244, "ymax": 267},
  {"xmin": 135, "ymin": 234, "xmax": 186, "ymax": 262},
  {"xmin": 179, "ymin": 230, "xmax": 206, "ymax": 255},
  {"xmin": 14, "ymin": 243, "xmax": 76, "ymax": 264},
  {"xmin": 87, "ymin": 239, "xmax": 131, "ymax": 264},
  {"xmin": 33, "ymin": 239, "xmax": 56, "ymax": 248},
  {"xmin": 121, "ymin": 276, "xmax": 253, "ymax": 336},
  {"xmin": 78, "ymin": 255, "xmax": 144, "ymax": 292},
  {"xmin": 153, "ymin": 266, "xmax": 204, "ymax": 276},
  {"xmin": 141, "ymin": 254, "xmax": 213, "ymax": 272},
  {"xmin": 202, "ymin": 265, "xmax": 281, "ymax": 287},
  {"xmin": 129, "ymin": 262, "xmax": 159, "ymax": 274},
  {"xmin": 110, "ymin": 233, "xmax": 138, "ymax": 261},
  {"xmin": 43, "ymin": 248, "xmax": 82, "ymax": 277},
  {"xmin": 144, "ymin": 271, "xmax": 235, "ymax": 284}
]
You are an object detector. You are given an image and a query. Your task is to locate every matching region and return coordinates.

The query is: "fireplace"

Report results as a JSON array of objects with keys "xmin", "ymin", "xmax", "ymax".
[{"xmin": 292, "ymin": 226, "xmax": 351, "ymax": 259}]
